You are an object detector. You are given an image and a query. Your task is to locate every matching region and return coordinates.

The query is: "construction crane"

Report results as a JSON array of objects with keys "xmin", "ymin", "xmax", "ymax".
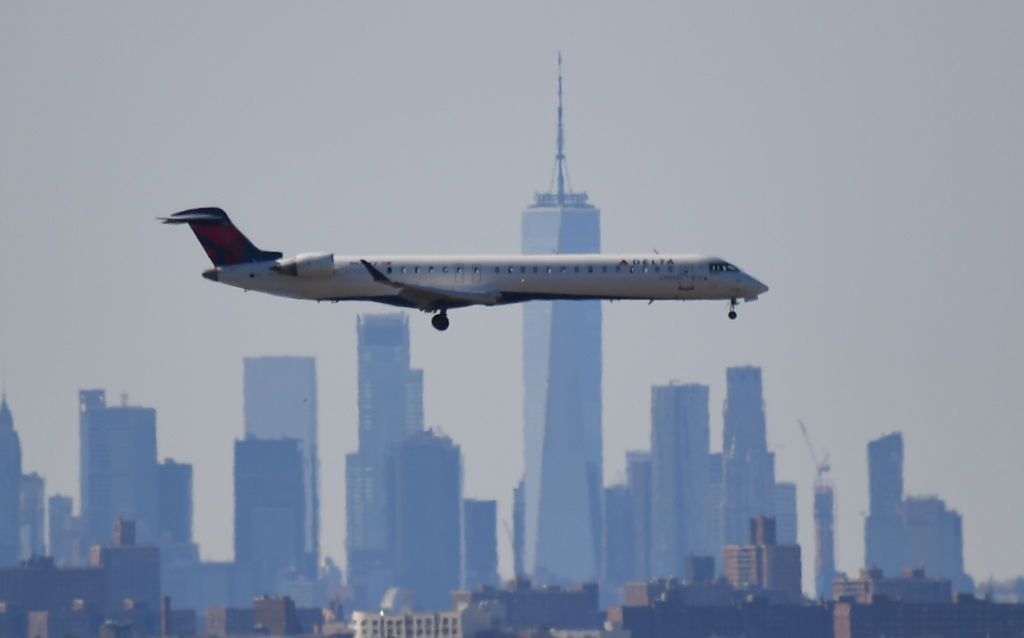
[{"xmin": 798, "ymin": 420, "xmax": 830, "ymax": 482}]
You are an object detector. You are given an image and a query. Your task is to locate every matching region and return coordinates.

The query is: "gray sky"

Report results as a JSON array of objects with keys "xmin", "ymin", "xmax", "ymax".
[{"xmin": 2, "ymin": 2, "xmax": 1022, "ymax": 589}]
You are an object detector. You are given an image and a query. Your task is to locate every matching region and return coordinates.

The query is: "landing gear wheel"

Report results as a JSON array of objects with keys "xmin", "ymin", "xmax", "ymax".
[
  {"xmin": 728, "ymin": 310, "xmax": 737, "ymax": 320},
  {"xmin": 728, "ymin": 299, "xmax": 738, "ymax": 320},
  {"xmin": 431, "ymin": 312, "xmax": 450, "ymax": 331}
]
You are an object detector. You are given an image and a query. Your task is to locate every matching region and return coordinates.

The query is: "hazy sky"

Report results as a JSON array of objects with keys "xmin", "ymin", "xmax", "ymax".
[{"xmin": 2, "ymin": 2, "xmax": 1022, "ymax": 590}]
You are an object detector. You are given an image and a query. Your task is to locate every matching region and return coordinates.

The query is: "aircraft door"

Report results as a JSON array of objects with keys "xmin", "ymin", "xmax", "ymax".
[
  {"xmin": 472, "ymin": 265, "xmax": 482, "ymax": 285},
  {"xmin": 455, "ymin": 265, "xmax": 466, "ymax": 285},
  {"xmin": 676, "ymin": 262, "xmax": 695, "ymax": 291}
]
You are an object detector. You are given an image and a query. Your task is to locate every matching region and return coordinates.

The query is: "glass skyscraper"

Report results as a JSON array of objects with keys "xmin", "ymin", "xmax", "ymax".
[
  {"xmin": 521, "ymin": 58, "xmax": 602, "ymax": 584},
  {"xmin": 243, "ymin": 356, "xmax": 319, "ymax": 576},
  {"xmin": 346, "ymin": 314, "xmax": 424, "ymax": 607}
]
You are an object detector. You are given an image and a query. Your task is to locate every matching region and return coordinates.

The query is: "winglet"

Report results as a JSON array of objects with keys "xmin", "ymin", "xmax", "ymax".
[{"xmin": 360, "ymin": 259, "xmax": 392, "ymax": 283}]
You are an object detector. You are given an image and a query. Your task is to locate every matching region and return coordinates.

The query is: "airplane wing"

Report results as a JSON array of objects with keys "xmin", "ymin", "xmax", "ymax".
[{"xmin": 360, "ymin": 260, "xmax": 501, "ymax": 311}]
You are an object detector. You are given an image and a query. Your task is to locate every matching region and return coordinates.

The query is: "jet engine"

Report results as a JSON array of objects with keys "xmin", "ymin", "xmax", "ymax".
[{"xmin": 274, "ymin": 253, "xmax": 335, "ymax": 278}]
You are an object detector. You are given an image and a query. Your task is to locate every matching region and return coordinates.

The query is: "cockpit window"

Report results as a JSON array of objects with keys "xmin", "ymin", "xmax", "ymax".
[{"xmin": 710, "ymin": 262, "xmax": 740, "ymax": 273}]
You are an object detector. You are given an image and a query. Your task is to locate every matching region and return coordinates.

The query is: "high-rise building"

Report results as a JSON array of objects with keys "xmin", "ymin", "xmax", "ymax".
[
  {"xmin": 48, "ymin": 495, "xmax": 85, "ymax": 567},
  {"xmin": 0, "ymin": 396, "xmax": 20, "ymax": 566},
  {"xmin": 522, "ymin": 58, "xmax": 602, "ymax": 585},
  {"xmin": 602, "ymin": 484, "xmax": 633, "ymax": 595},
  {"xmin": 625, "ymin": 451, "xmax": 652, "ymax": 582},
  {"xmin": 20, "ymin": 472, "xmax": 45, "ymax": 560},
  {"xmin": 463, "ymin": 499, "xmax": 498, "ymax": 590},
  {"xmin": 157, "ymin": 459, "xmax": 192, "ymax": 545},
  {"xmin": 512, "ymin": 479, "xmax": 525, "ymax": 579},
  {"xmin": 864, "ymin": 433, "xmax": 905, "ymax": 575},
  {"xmin": 391, "ymin": 431, "xmax": 461, "ymax": 611},
  {"xmin": 773, "ymin": 482, "xmax": 798, "ymax": 546},
  {"xmin": 723, "ymin": 517, "xmax": 802, "ymax": 601},
  {"xmin": 721, "ymin": 367, "xmax": 776, "ymax": 548},
  {"xmin": 902, "ymin": 496, "xmax": 972, "ymax": 592},
  {"xmin": 650, "ymin": 383, "xmax": 712, "ymax": 577},
  {"xmin": 346, "ymin": 314, "xmax": 424, "ymax": 606},
  {"xmin": 813, "ymin": 481, "xmax": 837, "ymax": 600},
  {"xmin": 234, "ymin": 437, "xmax": 305, "ymax": 594},
  {"xmin": 243, "ymin": 356, "xmax": 319, "ymax": 576},
  {"xmin": 79, "ymin": 390, "xmax": 158, "ymax": 547},
  {"xmin": 707, "ymin": 452, "xmax": 724, "ymax": 569}
]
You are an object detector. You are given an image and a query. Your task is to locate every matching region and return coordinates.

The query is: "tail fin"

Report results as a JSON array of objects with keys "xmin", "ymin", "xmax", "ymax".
[{"xmin": 161, "ymin": 207, "xmax": 282, "ymax": 266}]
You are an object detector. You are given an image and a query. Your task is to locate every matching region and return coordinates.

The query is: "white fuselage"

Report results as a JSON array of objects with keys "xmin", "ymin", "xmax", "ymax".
[{"xmin": 208, "ymin": 252, "xmax": 768, "ymax": 309}]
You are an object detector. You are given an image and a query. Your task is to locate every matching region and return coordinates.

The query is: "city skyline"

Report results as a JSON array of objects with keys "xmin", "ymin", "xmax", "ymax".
[{"xmin": 2, "ymin": 1, "xmax": 1022, "ymax": 593}]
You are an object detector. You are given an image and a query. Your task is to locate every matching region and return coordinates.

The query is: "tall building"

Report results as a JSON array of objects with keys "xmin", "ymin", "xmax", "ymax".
[
  {"xmin": 773, "ymin": 482, "xmax": 798, "ymax": 546},
  {"xmin": 512, "ymin": 479, "xmax": 525, "ymax": 579},
  {"xmin": 813, "ymin": 481, "xmax": 837, "ymax": 600},
  {"xmin": 522, "ymin": 56, "xmax": 602, "ymax": 584},
  {"xmin": 48, "ymin": 495, "xmax": 85, "ymax": 567},
  {"xmin": 723, "ymin": 516, "xmax": 802, "ymax": 601},
  {"xmin": 625, "ymin": 451, "xmax": 652, "ymax": 582},
  {"xmin": 20, "ymin": 472, "xmax": 45, "ymax": 560},
  {"xmin": 864, "ymin": 433, "xmax": 905, "ymax": 575},
  {"xmin": 721, "ymin": 367, "xmax": 776, "ymax": 548},
  {"xmin": 234, "ymin": 437, "xmax": 306, "ymax": 594},
  {"xmin": 902, "ymin": 497, "xmax": 972, "ymax": 592},
  {"xmin": 463, "ymin": 499, "xmax": 498, "ymax": 589},
  {"xmin": 346, "ymin": 314, "xmax": 424, "ymax": 606},
  {"xmin": 650, "ymin": 383, "xmax": 712, "ymax": 577},
  {"xmin": 157, "ymin": 459, "xmax": 192, "ymax": 545},
  {"xmin": 391, "ymin": 431, "xmax": 461, "ymax": 611},
  {"xmin": 707, "ymin": 452, "xmax": 724, "ymax": 569},
  {"xmin": 79, "ymin": 390, "xmax": 158, "ymax": 547},
  {"xmin": 0, "ymin": 396, "xmax": 21, "ymax": 566},
  {"xmin": 243, "ymin": 356, "xmax": 319, "ymax": 576},
  {"xmin": 602, "ymin": 484, "xmax": 633, "ymax": 595}
]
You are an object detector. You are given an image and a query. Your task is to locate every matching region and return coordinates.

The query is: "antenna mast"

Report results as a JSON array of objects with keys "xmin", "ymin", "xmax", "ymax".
[{"xmin": 556, "ymin": 51, "xmax": 566, "ymax": 205}]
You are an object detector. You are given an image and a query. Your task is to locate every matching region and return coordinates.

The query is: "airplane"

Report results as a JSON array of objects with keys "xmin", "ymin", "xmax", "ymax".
[{"xmin": 162, "ymin": 207, "xmax": 768, "ymax": 331}]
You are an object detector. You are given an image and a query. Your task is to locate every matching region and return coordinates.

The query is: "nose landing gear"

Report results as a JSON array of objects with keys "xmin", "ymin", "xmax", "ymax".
[
  {"xmin": 728, "ymin": 299, "xmax": 738, "ymax": 320},
  {"xmin": 431, "ymin": 311, "xmax": 450, "ymax": 331}
]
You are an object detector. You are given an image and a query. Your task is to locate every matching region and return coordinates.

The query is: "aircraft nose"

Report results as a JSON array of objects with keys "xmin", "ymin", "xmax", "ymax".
[{"xmin": 746, "ymin": 274, "xmax": 768, "ymax": 295}]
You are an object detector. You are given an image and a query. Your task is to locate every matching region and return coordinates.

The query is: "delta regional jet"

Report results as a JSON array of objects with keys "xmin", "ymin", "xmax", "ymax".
[{"xmin": 162, "ymin": 207, "xmax": 768, "ymax": 331}]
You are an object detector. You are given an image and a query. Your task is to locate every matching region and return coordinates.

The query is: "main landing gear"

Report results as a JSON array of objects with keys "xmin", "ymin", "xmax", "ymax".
[
  {"xmin": 431, "ymin": 311, "xmax": 450, "ymax": 331},
  {"xmin": 728, "ymin": 299, "xmax": 738, "ymax": 320}
]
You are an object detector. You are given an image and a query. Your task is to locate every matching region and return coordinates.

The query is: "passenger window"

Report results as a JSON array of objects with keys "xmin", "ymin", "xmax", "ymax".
[
  {"xmin": 574, "ymin": 266, "xmax": 580, "ymax": 273},
  {"xmin": 520, "ymin": 266, "xmax": 526, "ymax": 274},
  {"xmin": 494, "ymin": 267, "xmax": 500, "ymax": 274},
  {"xmin": 615, "ymin": 266, "xmax": 621, "ymax": 273},
  {"xmin": 473, "ymin": 267, "xmax": 480, "ymax": 273},
  {"xmin": 401, "ymin": 266, "xmax": 407, "ymax": 274},
  {"xmin": 546, "ymin": 267, "xmax": 552, "ymax": 274},
  {"xmin": 587, "ymin": 265, "xmax": 593, "ymax": 273},
  {"xmin": 667, "ymin": 265, "xmax": 674, "ymax": 272},
  {"xmin": 643, "ymin": 266, "xmax": 648, "ymax": 273},
  {"xmin": 414, "ymin": 266, "xmax": 419, "ymax": 273},
  {"xmin": 456, "ymin": 267, "xmax": 462, "ymax": 273},
  {"xmin": 533, "ymin": 266, "xmax": 539, "ymax": 273},
  {"xmin": 429, "ymin": 266, "xmax": 434, "ymax": 273},
  {"xmin": 630, "ymin": 266, "xmax": 635, "ymax": 273},
  {"xmin": 386, "ymin": 266, "xmax": 392, "ymax": 274},
  {"xmin": 560, "ymin": 266, "xmax": 567, "ymax": 273},
  {"xmin": 442, "ymin": 266, "xmax": 449, "ymax": 273},
  {"xmin": 602, "ymin": 265, "xmax": 608, "ymax": 273},
  {"xmin": 508, "ymin": 267, "xmax": 514, "ymax": 274},
  {"xmin": 654, "ymin": 266, "xmax": 660, "ymax": 273}
]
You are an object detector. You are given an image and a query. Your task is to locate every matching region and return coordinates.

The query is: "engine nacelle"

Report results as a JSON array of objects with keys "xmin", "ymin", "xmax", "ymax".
[{"xmin": 275, "ymin": 253, "xmax": 335, "ymax": 278}]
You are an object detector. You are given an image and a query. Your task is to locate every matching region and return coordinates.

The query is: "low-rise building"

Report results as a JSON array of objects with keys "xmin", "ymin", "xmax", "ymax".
[{"xmin": 833, "ymin": 567, "xmax": 952, "ymax": 604}]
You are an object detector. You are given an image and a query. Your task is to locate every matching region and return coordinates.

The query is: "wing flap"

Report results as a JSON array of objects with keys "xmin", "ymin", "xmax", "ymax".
[{"xmin": 359, "ymin": 260, "xmax": 500, "ymax": 310}]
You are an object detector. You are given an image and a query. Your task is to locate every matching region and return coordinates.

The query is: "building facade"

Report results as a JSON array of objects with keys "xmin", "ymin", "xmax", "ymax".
[
  {"xmin": 626, "ymin": 451, "xmax": 652, "ymax": 583},
  {"xmin": 864, "ymin": 432, "xmax": 905, "ymax": 575},
  {"xmin": 522, "ymin": 59, "xmax": 602, "ymax": 585},
  {"xmin": 463, "ymin": 499, "xmax": 498, "ymax": 590},
  {"xmin": 391, "ymin": 431, "xmax": 462, "ymax": 611},
  {"xmin": 79, "ymin": 390, "xmax": 159, "ymax": 547},
  {"xmin": 0, "ymin": 396, "xmax": 20, "ymax": 567},
  {"xmin": 721, "ymin": 368, "xmax": 776, "ymax": 550},
  {"xmin": 346, "ymin": 313, "xmax": 425, "ymax": 607},
  {"xmin": 234, "ymin": 437, "xmax": 306, "ymax": 595},
  {"xmin": 20, "ymin": 472, "xmax": 45, "ymax": 560},
  {"xmin": 813, "ymin": 481, "xmax": 837, "ymax": 600},
  {"xmin": 650, "ymin": 384, "xmax": 712, "ymax": 578},
  {"xmin": 243, "ymin": 356, "xmax": 320, "ymax": 576}
]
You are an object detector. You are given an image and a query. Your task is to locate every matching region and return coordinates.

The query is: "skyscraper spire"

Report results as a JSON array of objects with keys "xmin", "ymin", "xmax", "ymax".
[{"xmin": 556, "ymin": 51, "xmax": 566, "ymax": 204}]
